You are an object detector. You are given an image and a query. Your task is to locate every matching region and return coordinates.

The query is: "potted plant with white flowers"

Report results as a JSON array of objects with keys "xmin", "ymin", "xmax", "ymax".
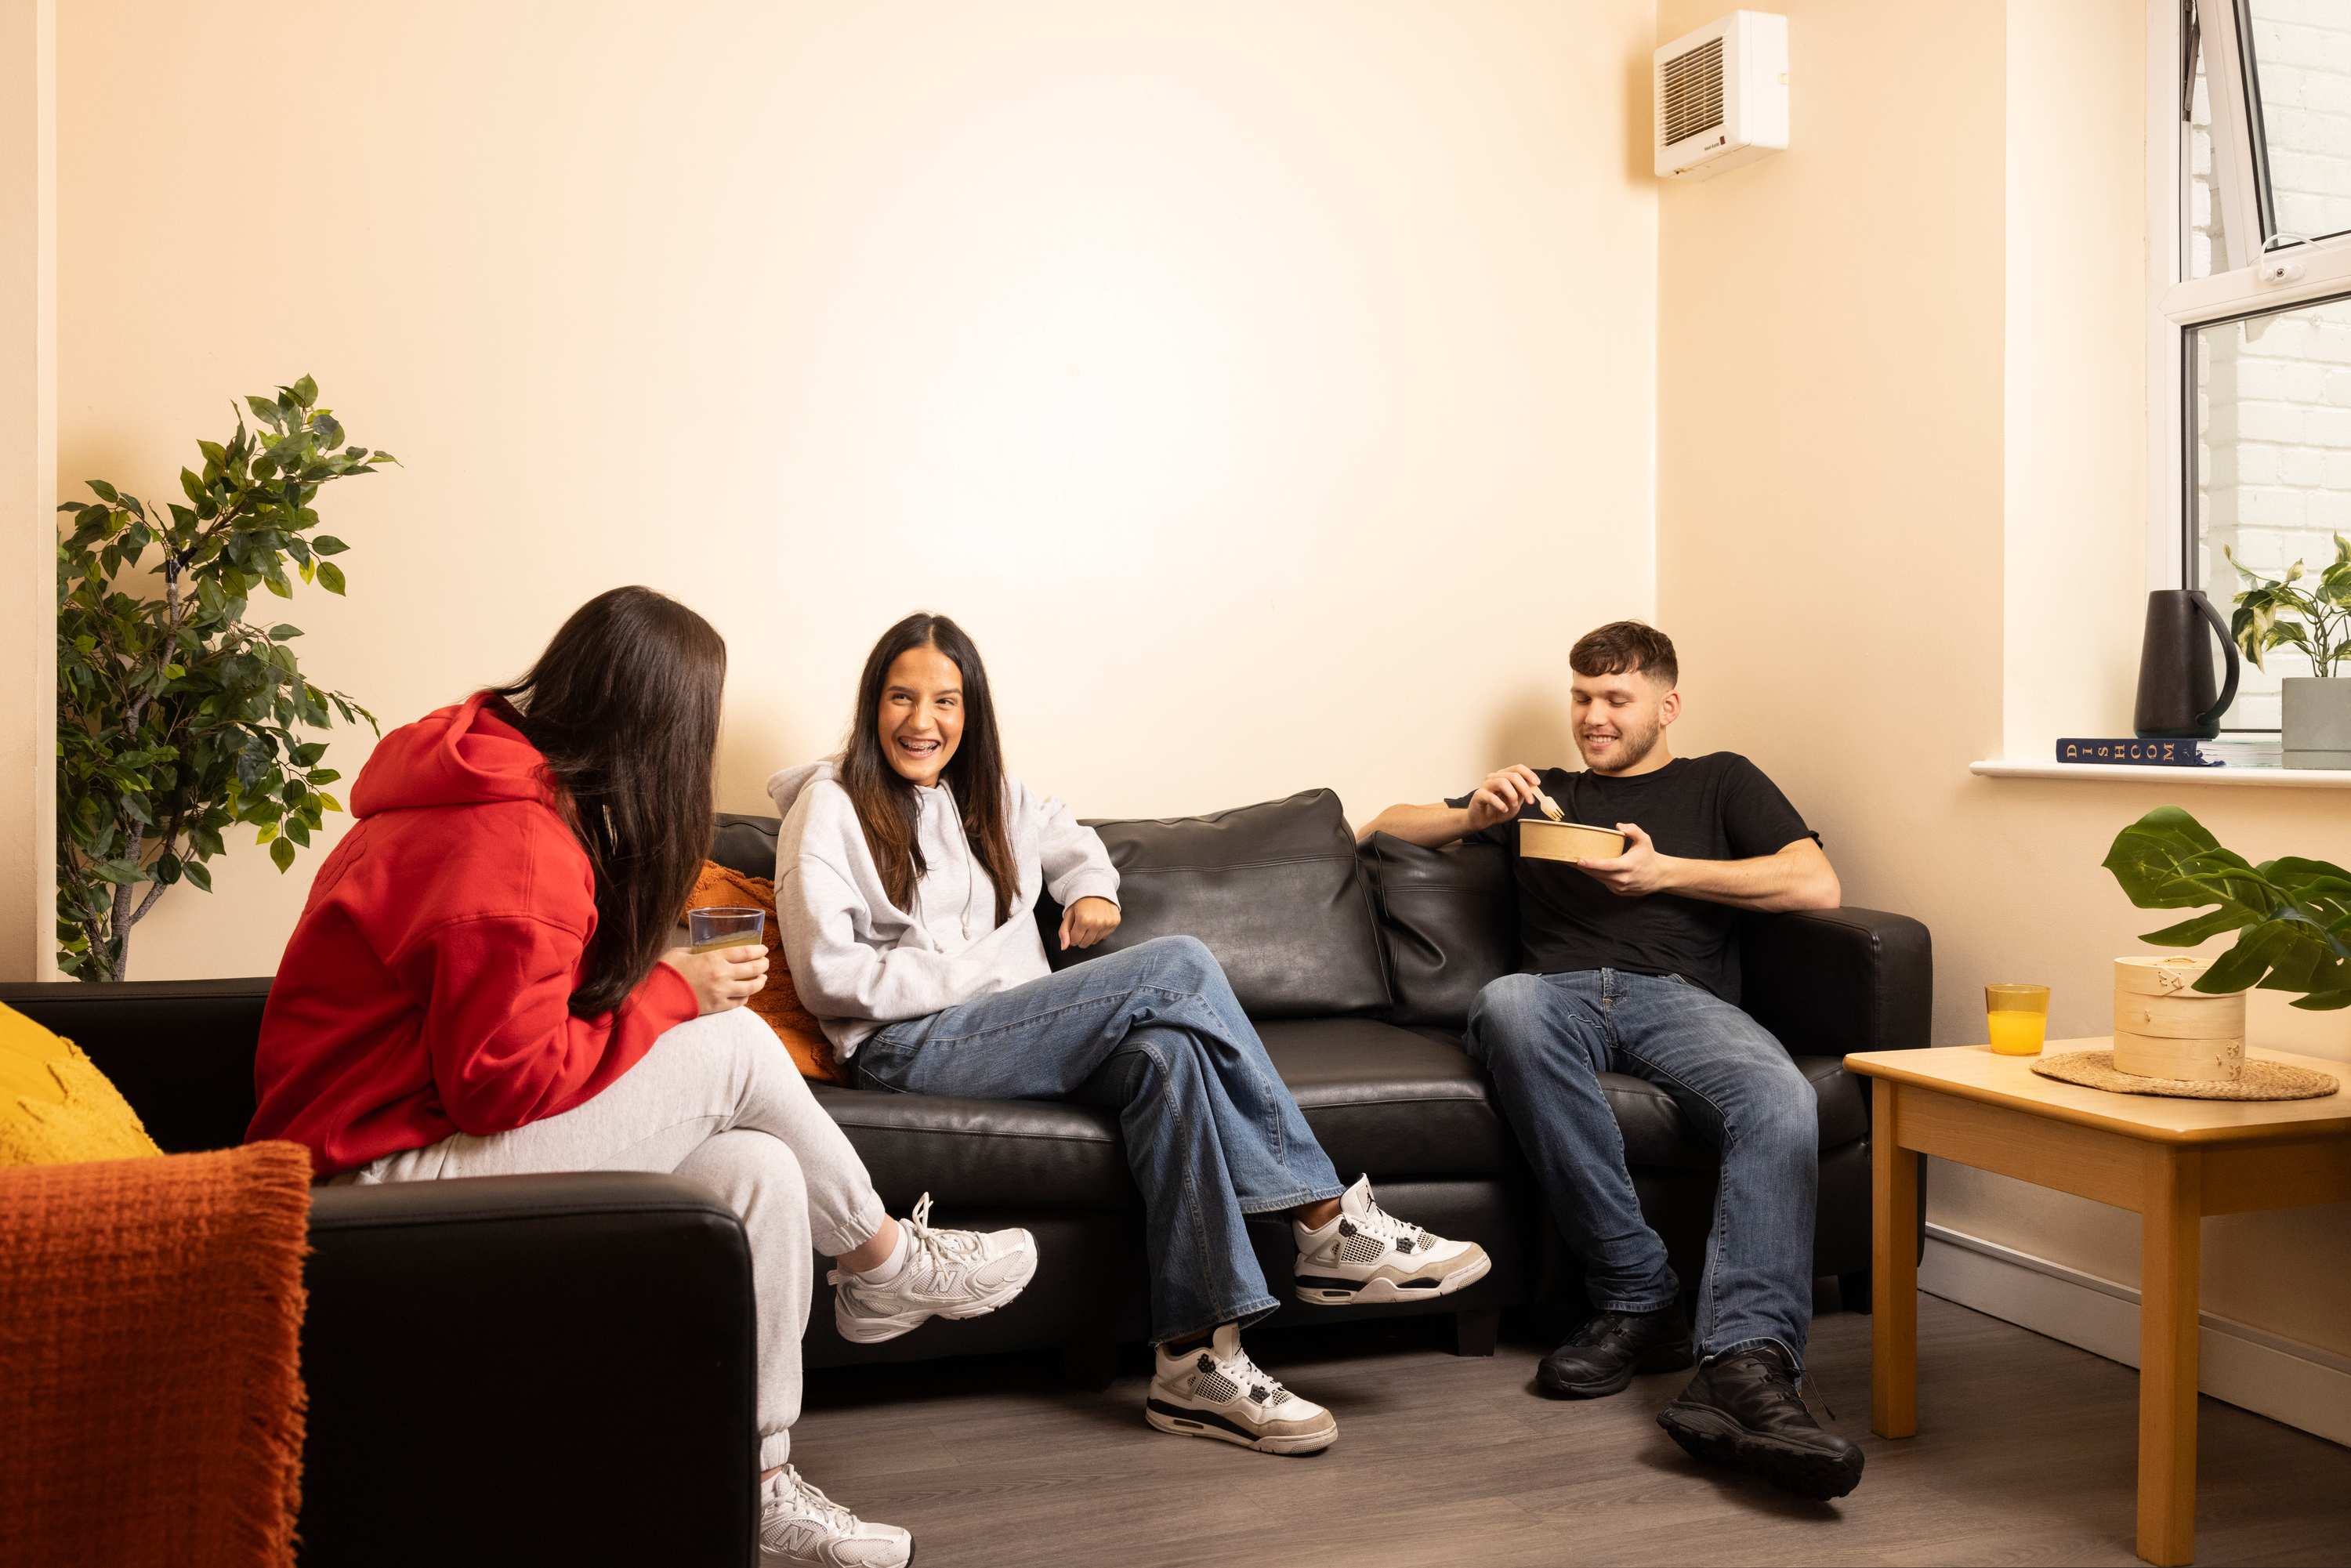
[{"xmin": 2225, "ymin": 533, "xmax": 2351, "ymax": 769}]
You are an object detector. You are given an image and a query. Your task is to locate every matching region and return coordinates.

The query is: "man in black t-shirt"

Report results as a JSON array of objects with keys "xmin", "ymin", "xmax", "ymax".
[{"xmin": 1359, "ymin": 621, "xmax": 1862, "ymax": 1501}]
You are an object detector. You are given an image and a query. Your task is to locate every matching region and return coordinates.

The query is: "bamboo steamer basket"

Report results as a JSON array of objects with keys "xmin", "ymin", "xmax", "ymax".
[{"xmin": 2111, "ymin": 957, "xmax": 2246, "ymax": 1081}]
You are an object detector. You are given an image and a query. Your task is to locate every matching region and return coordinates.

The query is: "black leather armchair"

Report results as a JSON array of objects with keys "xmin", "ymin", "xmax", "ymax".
[{"xmin": 0, "ymin": 979, "xmax": 758, "ymax": 1568}]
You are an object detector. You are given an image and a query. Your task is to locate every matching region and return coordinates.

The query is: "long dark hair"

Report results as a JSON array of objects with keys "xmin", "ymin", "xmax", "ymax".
[
  {"xmin": 491, "ymin": 587, "xmax": 726, "ymax": 1016},
  {"xmin": 841, "ymin": 612, "xmax": 1016, "ymax": 922}
]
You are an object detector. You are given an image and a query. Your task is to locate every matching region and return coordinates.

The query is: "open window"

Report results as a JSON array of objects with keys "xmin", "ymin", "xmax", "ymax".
[{"xmin": 2168, "ymin": 2, "xmax": 2351, "ymax": 728}]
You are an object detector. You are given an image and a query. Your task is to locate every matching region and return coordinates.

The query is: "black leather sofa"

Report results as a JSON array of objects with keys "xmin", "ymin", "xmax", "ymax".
[
  {"xmin": 712, "ymin": 788, "xmax": 1933, "ymax": 1374},
  {"xmin": 0, "ymin": 786, "xmax": 1929, "ymax": 1568}
]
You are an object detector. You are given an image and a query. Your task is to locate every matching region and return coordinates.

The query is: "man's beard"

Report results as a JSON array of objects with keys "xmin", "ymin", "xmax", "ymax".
[{"xmin": 1578, "ymin": 714, "xmax": 1662, "ymax": 774}]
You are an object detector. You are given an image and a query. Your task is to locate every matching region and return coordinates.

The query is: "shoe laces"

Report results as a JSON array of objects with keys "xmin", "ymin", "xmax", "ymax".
[
  {"xmin": 1202, "ymin": 1343, "xmax": 1295, "ymax": 1409},
  {"xmin": 773, "ymin": 1465, "xmax": 857, "ymax": 1533},
  {"xmin": 1340, "ymin": 1190, "xmax": 1425, "ymax": 1250},
  {"xmin": 1567, "ymin": 1309, "xmax": 1646, "ymax": 1348},
  {"xmin": 904, "ymin": 1192, "xmax": 987, "ymax": 1270},
  {"xmin": 1736, "ymin": 1347, "xmax": 1835, "ymax": 1422}
]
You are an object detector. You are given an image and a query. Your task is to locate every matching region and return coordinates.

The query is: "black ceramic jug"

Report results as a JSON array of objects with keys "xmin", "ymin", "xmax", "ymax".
[{"xmin": 2134, "ymin": 589, "xmax": 2241, "ymax": 739}]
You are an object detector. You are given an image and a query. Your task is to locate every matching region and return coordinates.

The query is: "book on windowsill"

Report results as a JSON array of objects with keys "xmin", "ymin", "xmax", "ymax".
[{"xmin": 2054, "ymin": 737, "xmax": 2283, "ymax": 768}]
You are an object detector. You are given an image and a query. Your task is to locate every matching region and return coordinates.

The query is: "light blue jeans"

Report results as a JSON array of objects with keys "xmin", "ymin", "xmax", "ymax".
[
  {"xmin": 852, "ymin": 935, "xmax": 1346, "ymax": 1344},
  {"xmin": 1465, "ymin": 968, "xmax": 1819, "ymax": 1371}
]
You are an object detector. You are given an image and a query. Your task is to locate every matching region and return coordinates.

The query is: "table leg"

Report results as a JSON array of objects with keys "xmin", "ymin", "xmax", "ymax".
[
  {"xmin": 2137, "ymin": 1145, "xmax": 2201, "ymax": 1567},
  {"xmin": 1871, "ymin": 1077, "xmax": 1918, "ymax": 1439}
]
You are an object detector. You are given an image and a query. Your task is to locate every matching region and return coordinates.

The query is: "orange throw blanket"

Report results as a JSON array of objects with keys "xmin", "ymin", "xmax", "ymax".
[{"xmin": 0, "ymin": 1142, "xmax": 312, "ymax": 1568}]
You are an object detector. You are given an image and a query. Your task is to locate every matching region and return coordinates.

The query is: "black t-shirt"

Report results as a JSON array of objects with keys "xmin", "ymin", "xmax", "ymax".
[{"xmin": 1447, "ymin": 752, "xmax": 1814, "ymax": 1003}]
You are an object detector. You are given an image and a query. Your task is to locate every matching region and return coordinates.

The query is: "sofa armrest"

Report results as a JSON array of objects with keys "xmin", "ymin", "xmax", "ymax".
[
  {"xmin": 1738, "ymin": 906, "xmax": 1933, "ymax": 1060},
  {"xmin": 301, "ymin": 1171, "xmax": 757, "ymax": 1568}
]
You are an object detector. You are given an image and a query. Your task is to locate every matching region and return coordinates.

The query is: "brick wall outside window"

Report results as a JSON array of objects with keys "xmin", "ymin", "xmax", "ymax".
[{"xmin": 2193, "ymin": 3, "xmax": 2351, "ymax": 726}]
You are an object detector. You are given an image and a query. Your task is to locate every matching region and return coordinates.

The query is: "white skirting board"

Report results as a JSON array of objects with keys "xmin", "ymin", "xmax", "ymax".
[{"xmin": 1920, "ymin": 1225, "xmax": 2351, "ymax": 1448}]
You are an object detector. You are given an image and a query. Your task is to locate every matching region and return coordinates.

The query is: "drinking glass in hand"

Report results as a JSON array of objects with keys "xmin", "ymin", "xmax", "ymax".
[
  {"xmin": 687, "ymin": 906, "xmax": 765, "ymax": 954},
  {"xmin": 1984, "ymin": 983, "xmax": 2049, "ymax": 1056}
]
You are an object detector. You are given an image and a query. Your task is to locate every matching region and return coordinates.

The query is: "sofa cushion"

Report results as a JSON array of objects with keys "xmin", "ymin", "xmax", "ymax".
[
  {"xmin": 811, "ymin": 1015, "xmax": 1518, "ymax": 1210},
  {"xmin": 1041, "ymin": 790, "xmax": 1391, "ymax": 1019},
  {"xmin": 1259, "ymin": 1018, "xmax": 1519, "ymax": 1180},
  {"xmin": 1357, "ymin": 834, "xmax": 1519, "ymax": 1027},
  {"xmin": 0, "ymin": 1001, "xmax": 165, "ymax": 1167},
  {"xmin": 811, "ymin": 1082, "xmax": 1134, "ymax": 1215}
]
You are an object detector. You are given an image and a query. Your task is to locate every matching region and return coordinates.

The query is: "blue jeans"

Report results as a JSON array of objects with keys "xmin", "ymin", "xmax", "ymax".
[
  {"xmin": 852, "ymin": 935, "xmax": 1346, "ymax": 1345},
  {"xmin": 1465, "ymin": 968, "xmax": 1818, "ymax": 1371}
]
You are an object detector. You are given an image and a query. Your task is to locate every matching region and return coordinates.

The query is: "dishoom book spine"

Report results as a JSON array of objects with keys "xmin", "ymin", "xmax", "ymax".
[{"xmin": 2053, "ymin": 737, "xmax": 2266, "ymax": 766}]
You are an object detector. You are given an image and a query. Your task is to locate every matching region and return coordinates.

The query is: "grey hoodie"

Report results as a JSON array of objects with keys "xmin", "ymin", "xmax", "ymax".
[{"xmin": 767, "ymin": 760, "xmax": 1121, "ymax": 1057}]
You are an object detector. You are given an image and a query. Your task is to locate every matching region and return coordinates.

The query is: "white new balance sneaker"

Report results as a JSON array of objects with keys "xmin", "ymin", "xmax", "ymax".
[
  {"xmin": 830, "ymin": 1192, "xmax": 1039, "ymax": 1345},
  {"xmin": 1146, "ymin": 1322, "xmax": 1337, "ymax": 1455},
  {"xmin": 759, "ymin": 1465, "xmax": 911, "ymax": 1567},
  {"xmin": 1291, "ymin": 1175, "xmax": 1491, "ymax": 1306}
]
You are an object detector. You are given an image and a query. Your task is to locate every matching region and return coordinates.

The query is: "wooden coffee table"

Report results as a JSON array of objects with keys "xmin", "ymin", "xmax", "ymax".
[{"xmin": 1844, "ymin": 1041, "xmax": 2351, "ymax": 1567}]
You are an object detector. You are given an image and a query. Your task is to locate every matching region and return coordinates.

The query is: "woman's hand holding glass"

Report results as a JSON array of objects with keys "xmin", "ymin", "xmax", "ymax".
[
  {"xmin": 663, "ymin": 944, "xmax": 770, "ymax": 1015},
  {"xmin": 1057, "ymin": 896, "xmax": 1121, "ymax": 952}
]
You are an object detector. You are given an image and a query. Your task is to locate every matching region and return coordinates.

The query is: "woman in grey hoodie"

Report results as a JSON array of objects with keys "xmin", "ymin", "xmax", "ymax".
[{"xmin": 772, "ymin": 612, "xmax": 1491, "ymax": 1457}]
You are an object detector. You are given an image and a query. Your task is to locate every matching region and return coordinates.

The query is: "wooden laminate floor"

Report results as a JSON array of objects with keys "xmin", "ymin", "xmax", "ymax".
[{"xmin": 795, "ymin": 1291, "xmax": 2351, "ymax": 1566}]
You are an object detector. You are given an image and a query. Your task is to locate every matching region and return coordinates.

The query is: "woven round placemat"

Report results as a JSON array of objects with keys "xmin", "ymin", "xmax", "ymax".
[{"xmin": 2030, "ymin": 1051, "xmax": 2340, "ymax": 1102}]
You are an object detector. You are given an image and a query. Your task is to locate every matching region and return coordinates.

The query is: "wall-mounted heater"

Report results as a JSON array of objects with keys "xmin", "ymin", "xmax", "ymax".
[{"xmin": 1654, "ymin": 11, "xmax": 1788, "ymax": 181}]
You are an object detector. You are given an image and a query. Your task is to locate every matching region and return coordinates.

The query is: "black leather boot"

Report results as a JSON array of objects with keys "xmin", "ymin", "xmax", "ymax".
[
  {"xmin": 1655, "ymin": 1345, "xmax": 1864, "ymax": 1500},
  {"xmin": 1536, "ymin": 1302, "xmax": 1694, "ymax": 1398}
]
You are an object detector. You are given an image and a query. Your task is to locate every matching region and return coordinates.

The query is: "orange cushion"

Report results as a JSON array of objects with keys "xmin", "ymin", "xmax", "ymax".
[{"xmin": 685, "ymin": 863, "xmax": 846, "ymax": 1085}]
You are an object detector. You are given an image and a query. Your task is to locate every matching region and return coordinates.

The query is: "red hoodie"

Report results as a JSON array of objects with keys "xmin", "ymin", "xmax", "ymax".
[{"xmin": 248, "ymin": 691, "xmax": 697, "ymax": 1176}]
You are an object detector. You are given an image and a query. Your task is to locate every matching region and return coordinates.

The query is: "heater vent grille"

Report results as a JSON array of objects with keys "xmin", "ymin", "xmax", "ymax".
[{"xmin": 1659, "ymin": 37, "xmax": 1726, "ymax": 147}]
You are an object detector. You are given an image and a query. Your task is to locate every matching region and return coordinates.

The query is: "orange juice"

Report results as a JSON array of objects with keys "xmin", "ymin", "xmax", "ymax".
[
  {"xmin": 1987, "ymin": 1009, "xmax": 2047, "ymax": 1056},
  {"xmin": 689, "ymin": 936, "xmax": 759, "ymax": 954}
]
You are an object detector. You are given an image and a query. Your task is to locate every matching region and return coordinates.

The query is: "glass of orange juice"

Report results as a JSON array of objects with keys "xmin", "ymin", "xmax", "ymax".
[
  {"xmin": 1985, "ymin": 983, "xmax": 2050, "ymax": 1056},
  {"xmin": 687, "ymin": 906, "xmax": 765, "ymax": 954}
]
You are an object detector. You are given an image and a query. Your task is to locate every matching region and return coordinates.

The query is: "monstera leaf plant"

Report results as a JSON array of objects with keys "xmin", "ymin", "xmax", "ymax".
[
  {"xmin": 2103, "ymin": 806, "xmax": 2351, "ymax": 1009},
  {"xmin": 56, "ymin": 377, "xmax": 395, "ymax": 980}
]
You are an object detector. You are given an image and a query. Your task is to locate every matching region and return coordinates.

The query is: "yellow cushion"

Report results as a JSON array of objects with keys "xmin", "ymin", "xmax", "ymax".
[{"xmin": 0, "ymin": 1001, "xmax": 165, "ymax": 1167}]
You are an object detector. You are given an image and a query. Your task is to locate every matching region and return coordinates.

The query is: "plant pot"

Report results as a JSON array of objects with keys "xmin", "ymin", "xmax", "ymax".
[{"xmin": 2283, "ymin": 677, "xmax": 2351, "ymax": 769}]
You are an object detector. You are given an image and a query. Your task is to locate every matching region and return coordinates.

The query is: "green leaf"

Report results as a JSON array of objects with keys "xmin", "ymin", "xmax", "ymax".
[
  {"xmin": 270, "ymin": 836, "xmax": 296, "ymax": 873},
  {"xmin": 317, "ymin": 561, "xmax": 346, "ymax": 595},
  {"xmin": 269, "ymin": 623, "xmax": 302, "ymax": 639},
  {"xmin": 310, "ymin": 534, "xmax": 350, "ymax": 556},
  {"xmin": 183, "ymin": 860, "xmax": 213, "ymax": 893},
  {"xmin": 291, "ymin": 375, "xmax": 317, "ymax": 408},
  {"xmin": 87, "ymin": 480, "xmax": 118, "ymax": 502}
]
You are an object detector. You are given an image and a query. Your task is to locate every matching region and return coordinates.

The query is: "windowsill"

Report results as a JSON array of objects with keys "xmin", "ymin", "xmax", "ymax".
[{"xmin": 1970, "ymin": 760, "xmax": 2351, "ymax": 788}]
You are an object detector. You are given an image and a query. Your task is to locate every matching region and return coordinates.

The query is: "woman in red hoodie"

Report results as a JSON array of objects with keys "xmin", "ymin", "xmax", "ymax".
[{"xmin": 249, "ymin": 587, "xmax": 1038, "ymax": 1568}]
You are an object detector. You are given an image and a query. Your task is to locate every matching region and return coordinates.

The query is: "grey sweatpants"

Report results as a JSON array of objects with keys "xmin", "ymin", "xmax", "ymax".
[{"xmin": 329, "ymin": 1006, "xmax": 886, "ymax": 1468}]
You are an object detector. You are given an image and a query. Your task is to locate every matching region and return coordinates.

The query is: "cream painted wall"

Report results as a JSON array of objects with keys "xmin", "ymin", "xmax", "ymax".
[
  {"xmin": 1, "ymin": 0, "xmax": 53, "ymax": 982},
  {"xmin": 1657, "ymin": 0, "xmax": 2351, "ymax": 1358},
  {"xmin": 56, "ymin": 1, "xmax": 1659, "ymax": 982}
]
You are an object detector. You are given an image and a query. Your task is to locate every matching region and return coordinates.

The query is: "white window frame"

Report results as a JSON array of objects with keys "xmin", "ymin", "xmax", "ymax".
[{"xmin": 2146, "ymin": 0, "xmax": 2351, "ymax": 594}]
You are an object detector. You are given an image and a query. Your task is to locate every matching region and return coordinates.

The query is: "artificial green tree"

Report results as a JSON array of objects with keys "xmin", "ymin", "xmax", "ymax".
[{"xmin": 55, "ymin": 376, "xmax": 393, "ymax": 980}]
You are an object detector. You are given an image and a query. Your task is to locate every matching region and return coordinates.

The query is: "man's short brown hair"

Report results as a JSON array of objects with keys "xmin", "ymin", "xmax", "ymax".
[{"xmin": 1569, "ymin": 621, "xmax": 1678, "ymax": 689}]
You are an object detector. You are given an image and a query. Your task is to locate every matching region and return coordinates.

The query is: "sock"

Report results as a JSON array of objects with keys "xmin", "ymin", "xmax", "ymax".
[
  {"xmin": 1165, "ymin": 1329, "xmax": 1218, "ymax": 1356},
  {"xmin": 851, "ymin": 1222, "xmax": 911, "ymax": 1286}
]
